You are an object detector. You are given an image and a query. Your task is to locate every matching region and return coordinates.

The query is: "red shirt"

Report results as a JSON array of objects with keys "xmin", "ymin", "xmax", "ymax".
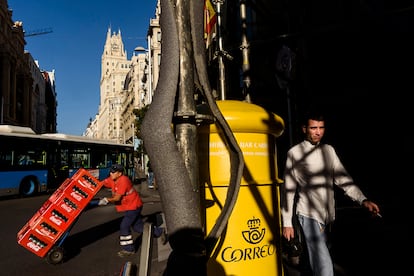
[{"xmin": 101, "ymin": 175, "xmax": 143, "ymax": 212}]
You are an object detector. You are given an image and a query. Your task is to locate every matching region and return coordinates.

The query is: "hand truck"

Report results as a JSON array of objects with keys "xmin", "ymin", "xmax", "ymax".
[{"xmin": 17, "ymin": 168, "xmax": 103, "ymax": 264}]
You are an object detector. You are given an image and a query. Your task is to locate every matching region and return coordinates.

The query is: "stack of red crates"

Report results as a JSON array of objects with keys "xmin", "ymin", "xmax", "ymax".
[{"xmin": 17, "ymin": 168, "xmax": 103, "ymax": 258}]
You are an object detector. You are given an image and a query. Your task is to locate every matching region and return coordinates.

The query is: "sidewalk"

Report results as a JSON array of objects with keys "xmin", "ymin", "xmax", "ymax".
[
  {"xmin": 134, "ymin": 180, "xmax": 161, "ymax": 203},
  {"xmin": 133, "ymin": 180, "xmax": 171, "ymax": 276}
]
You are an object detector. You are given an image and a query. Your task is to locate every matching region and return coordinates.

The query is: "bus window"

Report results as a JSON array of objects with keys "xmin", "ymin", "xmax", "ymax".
[
  {"xmin": 70, "ymin": 150, "xmax": 90, "ymax": 169},
  {"xmin": 18, "ymin": 155, "xmax": 32, "ymax": 165},
  {"xmin": 16, "ymin": 150, "xmax": 46, "ymax": 167},
  {"xmin": 0, "ymin": 150, "xmax": 12, "ymax": 166}
]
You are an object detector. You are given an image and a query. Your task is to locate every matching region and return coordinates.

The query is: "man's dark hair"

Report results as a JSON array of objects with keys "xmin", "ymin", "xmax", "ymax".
[
  {"xmin": 301, "ymin": 109, "xmax": 326, "ymax": 126},
  {"xmin": 110, "ymin": 163, "xmax": 124, "ymax": 173}
]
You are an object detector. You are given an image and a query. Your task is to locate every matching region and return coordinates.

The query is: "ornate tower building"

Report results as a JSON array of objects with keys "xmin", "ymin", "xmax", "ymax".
[{"xmin": 98, "ymin": 28, "xmax": 131, "ymax": 142}]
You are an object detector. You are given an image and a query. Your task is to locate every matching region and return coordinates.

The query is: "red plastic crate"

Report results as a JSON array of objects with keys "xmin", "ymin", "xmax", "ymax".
[{"xmin": 17, "ymin": 168, "xmax": 103, "ymax": 258}]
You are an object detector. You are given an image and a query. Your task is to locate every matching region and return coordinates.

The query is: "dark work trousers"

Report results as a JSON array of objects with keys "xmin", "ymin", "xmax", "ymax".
[{"xmin": 119, "ymin": 207, "xmax": 144, "ymax": 252}]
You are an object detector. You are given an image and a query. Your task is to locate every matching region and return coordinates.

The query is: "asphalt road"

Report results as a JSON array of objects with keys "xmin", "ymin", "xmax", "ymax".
[
  {"xmin": 0, "ymin": 183, "xmax": 168, "ymax": 276},
  {"xmin": 0, "ymin": 182, "xmax": 408, "ymax": 276}
]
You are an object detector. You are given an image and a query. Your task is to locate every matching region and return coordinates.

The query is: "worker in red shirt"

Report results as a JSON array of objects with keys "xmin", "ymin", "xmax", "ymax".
[{"xmin": 98, "ymin": 163, "xmax": 144, "ymax": 257}]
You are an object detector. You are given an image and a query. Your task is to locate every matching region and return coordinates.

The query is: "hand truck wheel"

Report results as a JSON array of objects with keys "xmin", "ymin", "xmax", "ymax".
[{"xmin": 46, "ymin": 246, "xmax": 64, "ymax": 264}]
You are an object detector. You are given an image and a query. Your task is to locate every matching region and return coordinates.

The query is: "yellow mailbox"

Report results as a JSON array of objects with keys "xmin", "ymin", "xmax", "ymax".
[{"xmin": 198, "ymin": 100, "xmax": 285, "ymax": 276}]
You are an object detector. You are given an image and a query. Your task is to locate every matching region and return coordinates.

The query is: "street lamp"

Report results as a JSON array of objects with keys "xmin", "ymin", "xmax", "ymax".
[{"xmin": 134, "ymin": 46, "xmax": 152, "ymax": 104}]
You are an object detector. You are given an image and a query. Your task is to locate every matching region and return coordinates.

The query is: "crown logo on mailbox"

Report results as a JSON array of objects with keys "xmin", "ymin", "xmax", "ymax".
[
  {"xmin": 242, "ymin": 216, "xmax": 265, "ymax": 244},
  {"xmin": 247, "ymin": 217, "xmax": 261, "ymax": 229}
]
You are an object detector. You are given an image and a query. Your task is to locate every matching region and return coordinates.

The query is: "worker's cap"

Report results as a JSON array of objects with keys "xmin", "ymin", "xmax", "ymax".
[{"xmin": 110, "ymin": 164, "xmax": 124, "ymax": 173}]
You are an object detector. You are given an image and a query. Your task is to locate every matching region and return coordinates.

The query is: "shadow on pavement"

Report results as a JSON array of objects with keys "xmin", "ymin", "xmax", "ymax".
[{"xmin": 62, "ymin": 217, "xmax": 122, "ymax": 262}]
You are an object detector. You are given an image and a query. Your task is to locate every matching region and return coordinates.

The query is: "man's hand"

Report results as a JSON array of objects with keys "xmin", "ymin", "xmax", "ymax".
[
  {"xmin": 283, "ymin": 227, "xmax": 295, "ymax": 241},
  {"xmin": 362, "ymin": 199, "xmax": 381, "ymax": 217},
  {"xmin": 98, "ymin": 197, "xmax": 109, "ymax": 206}
]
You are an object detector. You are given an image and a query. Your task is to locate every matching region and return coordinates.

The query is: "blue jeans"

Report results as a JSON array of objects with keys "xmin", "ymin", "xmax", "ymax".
[
  {"xmin": 119, "ymin": 207, "xmax": 144, "ymax": 252},
  {"xmin": 298, "ymin": 214, "xmax": 334, "ymax": 276},
  {"xmin": 148, "ymin": 172, "xmax": 154, "ymax": 187}
]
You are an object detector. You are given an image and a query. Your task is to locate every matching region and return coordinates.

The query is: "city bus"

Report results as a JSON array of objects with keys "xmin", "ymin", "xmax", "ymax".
[{"xmin": 0, "ymin": 125, "xmax": 134, "ymax": 198}]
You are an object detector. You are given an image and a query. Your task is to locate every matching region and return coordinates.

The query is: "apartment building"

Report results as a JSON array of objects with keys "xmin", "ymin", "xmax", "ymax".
[{"xmin": 0, "ymin": 0, "xmax": 57, "ymax": 133}]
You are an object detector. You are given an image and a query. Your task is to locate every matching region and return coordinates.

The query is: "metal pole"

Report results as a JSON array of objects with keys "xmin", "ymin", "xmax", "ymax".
[
  {"xmin": 147, "ymin": 35, "xmax": 153, "ymax": 104},
  {"xmin": 239, "ymin": 0, "xmax": 251, "ymax": 102},
  {"xmin": 138, "ymin": 222, "xmax": 153, "ymax": 276},
  {"xmin": 1, "ymin": 96, "xmax": 3, "ymax": 124},
  {"xmin": 215, "ymin": 0, "xmax": 226, "ymax": 100}
]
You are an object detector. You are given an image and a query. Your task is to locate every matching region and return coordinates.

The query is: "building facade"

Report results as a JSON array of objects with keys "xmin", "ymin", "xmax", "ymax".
[
  {"xmin": 0, "ymin": 0, "xmax": 57, "ymax": 133},
  {"xmin": 85, "ymin": 0, "xmax": 161, "ymax": 145}
]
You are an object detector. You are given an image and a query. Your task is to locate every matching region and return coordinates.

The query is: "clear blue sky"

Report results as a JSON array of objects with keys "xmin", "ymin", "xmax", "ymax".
[{"xmin": 8, "ymin": 0, "xmax": 157, "ymax": 135}]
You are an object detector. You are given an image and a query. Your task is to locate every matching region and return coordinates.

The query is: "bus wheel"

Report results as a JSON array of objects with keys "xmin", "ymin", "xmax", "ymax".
[
  {"xmin": 19, "ymin": 176, "xmax": 38, "ymax": 196},
  {"xmin": 46, "ymin": 246, "xmax": 64, "ymax": 265}
]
